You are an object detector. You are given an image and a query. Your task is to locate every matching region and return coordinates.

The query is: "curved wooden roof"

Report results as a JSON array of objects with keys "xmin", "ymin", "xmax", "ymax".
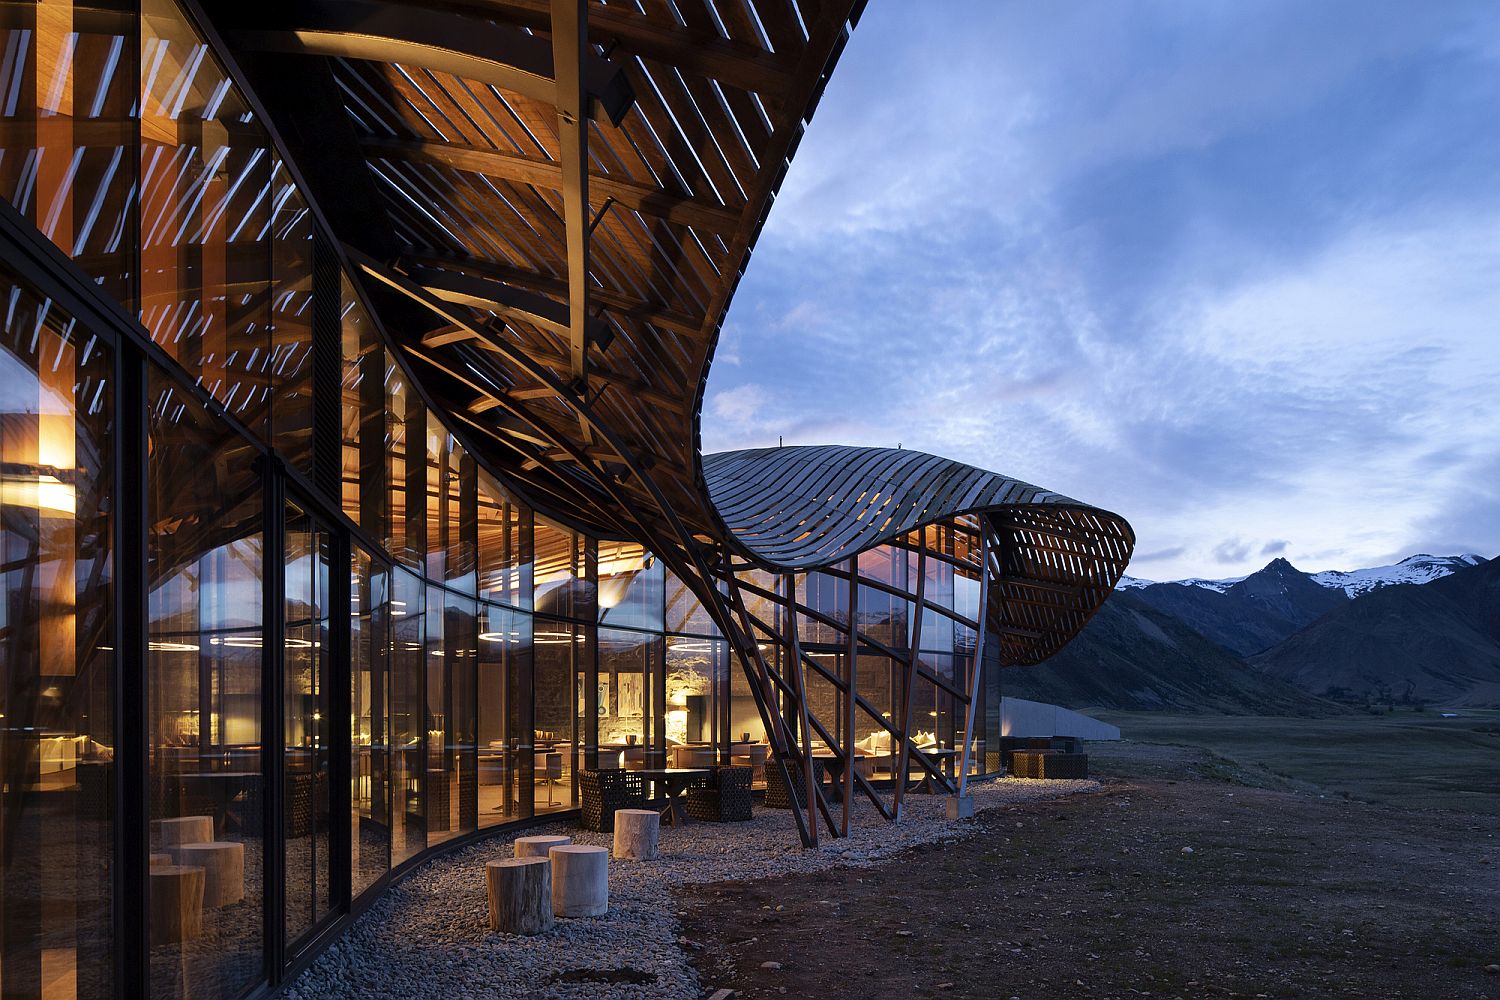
[
  {"xmin": 206, "ymin": 0, "xmax": 869, "ymax": 547},
  {"xmin": 705, "ymin": 445, "xmax": 1134, "ymax": 664}
]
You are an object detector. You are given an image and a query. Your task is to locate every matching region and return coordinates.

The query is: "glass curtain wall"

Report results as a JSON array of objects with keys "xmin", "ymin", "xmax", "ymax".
[
  {"xmin": 0, "ymin": 265, "xmax": 116, "ymax": 1000},
  {"xmin": 283, "ymin": 502, "xmax": 332, "ymax": 947},
  {"xmin": 146, "ymin": 370, "xmax": 263, "ymax": 1000},
  {"xmin": 349, "ymin": 548, "xmax": 389, "ymax": 897}
]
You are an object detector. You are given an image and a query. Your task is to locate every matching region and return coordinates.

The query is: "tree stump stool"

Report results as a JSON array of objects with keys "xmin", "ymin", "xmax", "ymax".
[
  {"xmin": 173, "ymin": 842, "xmax": 245, "ymax": 907},
  {"xmin": 549, "ymin": 844, "xmax": 608, "ymax": 917},
  {"xmin": 612, "ymin": 809, "xmax": 659, "ymax": 860},
  {"xmin": 486, "ymin": 857, "xmax": 554, "ymax": 935},
  {"xmin": 155, "ymin": 815, "xmax": 214, "ymax": 847},
  {"xmin": 150, "ymin": 852, "xmax": 173, "ymax": 869},
  {"xmin": 149, "ymin": 865, "xmax": 205, "ymax": 945},
  {"xmin": 513, "ymin": 834, "xmax": 571, "ymax": 859}
]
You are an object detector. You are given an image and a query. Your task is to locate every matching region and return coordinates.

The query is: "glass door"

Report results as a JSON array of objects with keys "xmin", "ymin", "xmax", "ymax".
[
  {"xmin": 283, "ymin": 499, "xmax": 333, "ymax": 949},
  {"xmin": 350, "ymin": 546, "xmax": 391, "ymax": 898}
]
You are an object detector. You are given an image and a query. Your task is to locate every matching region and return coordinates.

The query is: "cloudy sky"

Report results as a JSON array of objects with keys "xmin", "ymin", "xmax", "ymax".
[{"xmin": 700, "ymin": 0, "xmax": 1500, "ymax": 582}]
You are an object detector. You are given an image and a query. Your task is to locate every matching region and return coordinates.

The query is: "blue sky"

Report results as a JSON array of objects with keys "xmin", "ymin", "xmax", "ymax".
[{"xmin": 700, "ymin": 0, "xmax": 1500, "ymax": 581}]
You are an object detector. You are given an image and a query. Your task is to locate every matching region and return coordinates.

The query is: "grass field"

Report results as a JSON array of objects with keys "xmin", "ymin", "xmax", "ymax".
[{"xmin": 1091, "ymin": 709, "xmax": 1500, "ymax": 816}]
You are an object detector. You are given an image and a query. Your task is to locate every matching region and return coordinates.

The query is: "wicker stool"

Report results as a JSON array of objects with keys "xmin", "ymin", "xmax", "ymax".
[
  {"xmin": 763, "ymin": 758, "xmax": 825, "ymax": 809},
  {"xmin": 1011, "ymin": 751, "xmax": 1088, "ymax": 779},
  {"xmin": 685, "ymin": 765, "xmax": 753, "ymax": 822},
  {"xmin": 579, "ymin": 769, "xmax": 646, "ymax": 832}
]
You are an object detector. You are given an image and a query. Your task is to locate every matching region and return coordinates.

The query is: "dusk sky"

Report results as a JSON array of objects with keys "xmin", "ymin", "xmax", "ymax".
[{"xmin": 699, "ymin": 1, "xmax": 1500, "ymax": 582}]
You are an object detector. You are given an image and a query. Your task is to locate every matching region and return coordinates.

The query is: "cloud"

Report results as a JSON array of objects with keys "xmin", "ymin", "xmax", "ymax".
[
  {"xmin": 703, "ymin": 1, "xmax": 1500, "ymax": 580},
  {"xmin": 1212, "ymin": 539, "xmax": 1253, "ymax": 564},
  {"xmin": 708, "ymin": 384, "xmax": 767, "ymax": 426}
]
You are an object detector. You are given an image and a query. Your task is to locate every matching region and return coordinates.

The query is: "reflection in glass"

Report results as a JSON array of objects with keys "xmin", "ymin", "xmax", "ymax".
[
  {"xmin": 140, "ymin": 0, "xmax": 271, "ymax": 436},
  {"xmin": 477, "ymin": 604, "xmax": 528, "ymax": 826},
  {"xmin": 350, "ymin": 548, "xmax": 390, "ymax": 897},
  {"xmin": 283, "ymin": 501, "xmax": 332, "ymax": 946},
  {"xmin": 597, "ymin": 541, "xmax": 663, "ymax": 632},
  {"xmin": 0, "ymin": 266, "xmax": 115, "ymax": 999},
  {"xmin": 147, "ymin": 369, "xmax": 263, "ymax": 999},
  {"xmin": 532, "ymin": 621, "xmax": 585, "ymax": 813},
  {"xmin": 0, "ymin": 0, "xmax": 137, "ymax": 303},
  {"xmin": 389, "ymin": 569, "xmax": 423, "ymax": 865},
  {"xmin": 598, "ymin": 628, "xmax": 659, "ymax": 768}
]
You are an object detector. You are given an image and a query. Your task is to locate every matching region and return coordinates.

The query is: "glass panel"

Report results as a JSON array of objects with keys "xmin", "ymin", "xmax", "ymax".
[
  {"xmin": 267, "ymin": 170, "xmax": 315, "ymax": 477},
  {"xmin": 389, "ymin": 568, "xmax": 423, "ymax": 865},
  {"xmin": 597, "ymin": 542, "xmax": 663, "ymax": 632},
  {"xmin": 598, "ymin": 628, "xmax": 658, "ymax": 768},
  {"xmin": 477, "ymin": 604, "xmax": 528, "ymax": 826},
  {"xmin": 533, "ymin": 518, "xmax": 590, "ymax": 620},
  {"xmin": 532, "ymin": 621, "xmax": 583, "ymax": 814},
  {"xmin": 445, "ymin": 439, "xmax": 475, "ymax": 594},
  {"xmin": 350, "ymin": 548, "xmax": 389, "ymax": 897},
  {"xmin": 666, "ymin": 636, "xmax": 724, "ymax": 752},
  {"xmin": 283, "ymin": 500, "xmax": 331, "ymax": 946},
  {"xmin": 0, "ymin": 264, "xmax": 115, "ymax": 999},
  {"xmin": 140, "ymin": 0, "xmax": 272, "ymax": 436},
  {"xmin": 340, "ymin": 282, "xmax": 383, "ymax": 535},
  {"xmin": 664, "ymin": 568, "xmax": 719, "ymax": 638},
  {"xmin": 477, "ymin": 469, "xmax": 529, "ymax": 609},
  {"xmin": 431, "ymin": 589, "xmax": 476, "ymax": 843},
  {"xmin": 147, "ymin": 368, "xmax": 262, "ymax": 999},
  {"xmin": 0, "ymin": 0, "xmax": 137, "ymax": 303},
  {"xmin": 423, "ymin": 426, "xmax": 443, "ymax": 583}
]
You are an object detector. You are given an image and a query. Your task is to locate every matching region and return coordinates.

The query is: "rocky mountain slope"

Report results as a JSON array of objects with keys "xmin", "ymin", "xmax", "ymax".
[
  {"xmin": 1250, "ymin": 556, "xmax": 1500, "ymax": 707},
  {"xmin": 1001, "ymin": 591, "xmax": 1336, "ymax": 715}
]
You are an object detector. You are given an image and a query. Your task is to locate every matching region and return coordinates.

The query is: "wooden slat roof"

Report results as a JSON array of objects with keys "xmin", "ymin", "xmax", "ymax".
[
  {"xmin": 208, "ymin": 0, "xmax": 867, "ymax": 558},
  {"xmin": 704, "ymin": 445, "xmax": 1135, "ymax": 663}
]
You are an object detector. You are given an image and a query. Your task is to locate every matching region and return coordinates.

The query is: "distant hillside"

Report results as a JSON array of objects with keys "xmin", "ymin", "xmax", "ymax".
[
  {"xmin": 1131, "ymin": 558, "xmax": 1348, "ymax": 656},
  {"xmin": 1251, "ymin": 556, "xmax": 1500, "ymax": 708},
  {"xmin": 1002, "ymin": 591, "xmax": 1335, "ymax": 716}
]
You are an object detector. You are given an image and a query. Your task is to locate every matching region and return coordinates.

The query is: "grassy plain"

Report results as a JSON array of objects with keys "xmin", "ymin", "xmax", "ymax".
[{"xmin": 1093, "ymin": 708, "xmax": 1500, "ymax": 815}]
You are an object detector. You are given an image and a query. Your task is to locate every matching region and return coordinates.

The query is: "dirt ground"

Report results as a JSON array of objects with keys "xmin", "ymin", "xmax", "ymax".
[{"xmin": 678, "ymin": 742, "xmax": 1500, "ymax": 999}]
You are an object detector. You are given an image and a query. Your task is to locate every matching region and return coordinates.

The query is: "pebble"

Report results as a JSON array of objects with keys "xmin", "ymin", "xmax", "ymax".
[
  {"xmin": 283, "ymin": 777, "xmax": 1097, "ymax": 999},
  {"xmin": 1181, "ymin": 846, "xmax": 1194, "ymax": 855},
  {"xmin": 760, "ymin": 961, "xmax": 782, "ymax": 970}
]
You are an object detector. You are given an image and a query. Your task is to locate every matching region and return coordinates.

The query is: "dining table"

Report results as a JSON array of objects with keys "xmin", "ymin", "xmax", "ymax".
[
  {"xmin": 811, "ymin": 752, "xmax": 866, "ymax": 803},
  {"xmin": 637, "ymin": 767, "xmax": 712, "ymax": 827},
  {"xmin": 911, "ymin": 748, "xmax": 958, "ymax": 794}
]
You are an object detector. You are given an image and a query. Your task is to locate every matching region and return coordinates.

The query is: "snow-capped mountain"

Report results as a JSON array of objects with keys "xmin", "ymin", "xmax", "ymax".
[
  {"xmin": 1309, "ymin": 553, "xmax": 1486, "ymax": 597},
  {"xmin": 1116, "ymin": 553, "xmax": 1487, "ymax": 595}
]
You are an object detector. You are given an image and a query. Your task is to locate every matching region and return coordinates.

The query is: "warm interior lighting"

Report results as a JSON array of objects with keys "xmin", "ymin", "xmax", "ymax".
[{"xmin": 0, "ymin": 473, "xmax": 76, "ymax": 514}]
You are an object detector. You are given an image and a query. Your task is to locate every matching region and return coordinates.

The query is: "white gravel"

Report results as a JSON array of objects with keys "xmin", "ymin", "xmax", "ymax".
[{"xmin": 284, "ymin": 777, "xmax": 1098, "ymax": 1000}]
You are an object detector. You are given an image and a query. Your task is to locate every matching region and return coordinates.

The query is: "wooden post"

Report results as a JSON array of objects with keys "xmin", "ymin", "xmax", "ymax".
[
  {"xmin": 956, "ymin": 529, "xmax": 991, "ymax": 796},
  {"xmin": 612, "ymin": 808, "xmax": 659, "ymax": 860},
  {"xmin": 550, "ymin": 844, "xmax": 609, "ymax": 916},
  {"xmin": 149, "ymin": 865, "xmax": 206, "ymax": 945},
  {"xmin": 783, "ymin": 574, "xmax": 819, "ymax": 845},
  {"xmin": 514, "ymin": 834, "xmax": 571, "ymax": 859},
  {"xmin": 154, "ymin": 815, "xmax": 214, "ymax": 847},
  {"xmin": 486, "ymin": 857, "xmax": 554, "ymax": 935},
  {"xmin": 172, "ymin": 842, "xmax": 245, "ymax": 908},
  {"xmin": 844, "ymin": 558, "xmax": 858, "ymax": 836}
]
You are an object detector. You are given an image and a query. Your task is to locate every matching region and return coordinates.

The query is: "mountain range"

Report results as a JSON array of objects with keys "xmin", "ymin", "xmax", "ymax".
[{"xmin": 1009, "ymin": 552, "xmax": 1498, "ymax": 714}]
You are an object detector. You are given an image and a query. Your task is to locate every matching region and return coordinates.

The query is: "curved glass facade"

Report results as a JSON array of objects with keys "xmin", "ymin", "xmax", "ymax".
[{"xmin": 0, "ymin": 2, "xmax": 1007, "ymax": 997}]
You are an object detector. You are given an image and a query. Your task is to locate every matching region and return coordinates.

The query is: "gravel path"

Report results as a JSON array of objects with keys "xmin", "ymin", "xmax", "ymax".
[{"xmin": 284, "ymin": 777, "xmax": 1098, "ymax": 1000}]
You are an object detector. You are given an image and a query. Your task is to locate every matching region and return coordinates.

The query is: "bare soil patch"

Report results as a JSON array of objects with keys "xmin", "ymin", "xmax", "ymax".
[{"xmin": 679, "ymin": 742, "xmax": 1500, "ymax": 999}]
